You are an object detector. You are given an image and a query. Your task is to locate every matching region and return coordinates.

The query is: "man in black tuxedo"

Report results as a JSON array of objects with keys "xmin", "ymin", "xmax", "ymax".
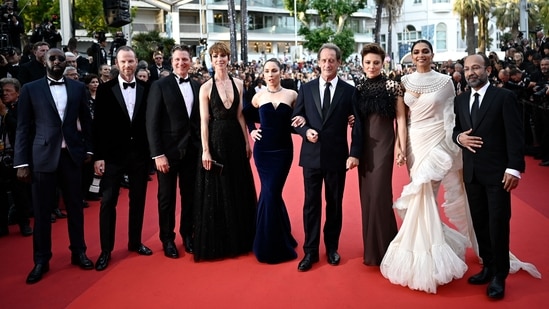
[
  {"xmin": 281, "ymin": 71, "xmax": 297, "ymax": 91},
  {"xmin": 148, "ymin": 51, "xmax": 171, "ymax": 82},
  {"xmin": 453, "ymin": 53, "xmax": 525, "ymax": 300},
  {"xmin": 147, "ymin": 45, "xmax": 201, "ymax": 258},
  {"xmin": 14, "ymin": 48, "xmax": 94, "ymax": 284},
  {"xmin": 93, "ymin": 46, "xmax": 152, "ymax": 271},
  {"xmin": 17, "ymin": 41, "xmax": 49, "ymax": 85},
  {"xmin": 292, "ymin": 43, "xmax": 362, "ymax": 272}
]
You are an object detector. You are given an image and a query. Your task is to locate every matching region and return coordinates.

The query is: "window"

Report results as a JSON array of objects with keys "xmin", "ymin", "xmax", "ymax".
[{"xmin": 436, "ymin": 23, "xmax": 447, "ymax": 51}]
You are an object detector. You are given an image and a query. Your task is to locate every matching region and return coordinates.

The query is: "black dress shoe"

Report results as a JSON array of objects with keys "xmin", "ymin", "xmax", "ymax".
[
  {"xmin": 71, "ymin": 253, "xmax": 94, "ymax": 270},
  {"xmin": 163, "ymin": 241, "xmax": 179, "ymax": 259},
  {"xmin": 19, "ymin": 224, "xmax": 33, "ymax": 237},
  {"xmin": 26, "ymin": 263, "xmax": 50, "ymax": 284},
  {"xmin": 50, "ymin": 214, "xmax": 56, "ymax": 223},
  {"xmin": 297, "ymin": 253, "xmax": 319, "ymax": 272},
  {"xmin": 468, "ymin": 267, "xmax": 492, "ymax": 285},
  {"xmin": 82, "ymin": 200, "xmax": 90, "ymax": 208},
  {"xmin": 95, "ymin": 251, "xmax": 111, "ymax": 271},
  {"xmin": 327, "ymin": 251, "xmax": 341, "ymax": 266},
  {"xmin": 539, "ymin": 160, "xmax": 549, "ymax": 167},
  {"xmin": 53, "ymin": 208, "xmax": 67, "ymax": 219},
  {"xmin": 183, "ymin": 236, "xmax": 194, "ymax": 254},
  {"xmin": 129, "ymin": 244, "xmax": 153, "ymax": 256},
  {"xmin": 487, "ymin": 277, "xmax": 505, "ymax": 299}
]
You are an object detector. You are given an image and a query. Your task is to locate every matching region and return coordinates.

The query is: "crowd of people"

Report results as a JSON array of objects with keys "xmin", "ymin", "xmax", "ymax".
[{"xmin": 0, "ymin": 32, "xmax": 544, "ymax": 299}]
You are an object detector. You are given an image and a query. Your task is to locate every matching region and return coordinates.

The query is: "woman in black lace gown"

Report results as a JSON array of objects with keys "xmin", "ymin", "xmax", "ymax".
[
  {"xmin": 354, "ymin": 44, "xmax": 407, "ymax": 266},
  {"xmin": 249, "ymin": 58, "xmax": 304, "ymax": 264},
  {"xmin": 194, "ymin": 42, "xmax": 257, "ymax": 261}
]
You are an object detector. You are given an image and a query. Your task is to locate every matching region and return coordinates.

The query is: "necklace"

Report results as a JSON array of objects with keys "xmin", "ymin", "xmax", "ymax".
[
  {"xmin": 401, "ymin": 70, "xmax": 450, "ymax": 94},
  {"xmin": 266, "ymin": 87, "xmax": 283, "ymax": 93},
  {"xmin": 216, "ymin": 78, "xmax": 232, "ymax": 108}
]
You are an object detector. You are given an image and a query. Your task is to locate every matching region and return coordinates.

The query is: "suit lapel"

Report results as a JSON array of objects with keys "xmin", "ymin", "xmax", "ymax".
[
  {"xmin": 326, "ymin": 80, "xmax": 345, "ymax": 121},
  {"xmin": 134, "ymin": 82, "xmax": 145, "ymax": 118},
  {"xmin": 63, "ymin": 82, "xmax": 74, "ymax": 123},
  {"xmin": 461, "ymin": 91, "xmax": 473, "ymax": 129},
  {"xmin": 111, "ymin": 82, "xmax": 130, "ymax": 120},
  {"xmin": 42, "ymin": 78, "xmax": 63, "ymax": 124},
  {"xmin": 311, "ymin": 79, "xmax": 322, "ymax": 119},
  {"xmin": 474, "ymin": 85, "xmax": 494, "ymax": 127},
  {"xmin": 189, "ymin": 80, "xmax": 200, "ymax": 119}
]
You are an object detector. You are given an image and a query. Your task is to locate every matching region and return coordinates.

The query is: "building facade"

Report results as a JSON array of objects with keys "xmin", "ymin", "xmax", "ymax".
[{"xmin": 130, "ymin": 0, "xmax": 500, "ymax": 64}]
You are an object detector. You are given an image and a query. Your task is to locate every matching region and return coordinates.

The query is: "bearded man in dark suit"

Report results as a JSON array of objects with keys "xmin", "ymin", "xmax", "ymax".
[
  {"xmin": 14, "ymin": 48, "xmax": 94, "ymax": 284},
  {"xmin": 453, "ymin": 53, "xmax": 525, "ymax": 300},
  {"xmin": 93, "ymin": 46, "xmax": 152, "ymax": 271}
]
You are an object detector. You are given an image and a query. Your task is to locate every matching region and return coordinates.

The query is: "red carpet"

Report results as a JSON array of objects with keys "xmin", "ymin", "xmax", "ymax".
[{"xmin": 1, "ymin": 135, "xmax": 547, "ymax": 308}]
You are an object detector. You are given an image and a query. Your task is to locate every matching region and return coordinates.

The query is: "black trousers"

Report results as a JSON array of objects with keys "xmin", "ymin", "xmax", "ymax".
[
  {"xmin": 302, "ymin": 167, "xmax": 346, "ymax": 256},
  {"xmin": 98, "ymin": 151, "xmax": 149, "ymax": 252},
  {"xmin": 32, "ymin": 150, "xmax": 86, "ymax": 264}
]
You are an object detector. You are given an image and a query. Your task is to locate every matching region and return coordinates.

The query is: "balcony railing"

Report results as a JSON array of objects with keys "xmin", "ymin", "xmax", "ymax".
[{"xmin": 207, "ymin": 0, "xmax": 286, "ymax": 9}]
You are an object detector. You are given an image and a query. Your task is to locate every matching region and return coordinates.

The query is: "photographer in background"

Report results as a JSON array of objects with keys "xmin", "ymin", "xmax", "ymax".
[
  {"xmin": 87, "ymin": 32, "xmax": 107, "ymax": 75},
  {"xmin": 0, "ymin": 77, "xmax": 32, "ymax": 237},
  {"xmin": 0, "ymin": 46, "xmax": 20, "ymax": 78},
  {"xmin": 17, "ymin": 41, "xmax": 48, "ymax": 85},
  {"xmin": 30, "ymin": 18, "xmax": 62, "ymax": 48},
  {"xmin": 109, "ymin": 31, "xmax": 126, "ymax": 64},
  {"xmin": 535, "ymin": 57, "xmax": 549, "ymax": 166},
  {"xmin": 0, "ymin": 2, "xmax": 24, "ymax": 50}
]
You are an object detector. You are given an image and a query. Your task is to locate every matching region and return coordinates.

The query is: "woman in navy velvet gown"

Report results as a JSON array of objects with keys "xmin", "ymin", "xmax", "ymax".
[{"xmin": 250, "ymin": 58, "xmax": 304, "ymax": 264}]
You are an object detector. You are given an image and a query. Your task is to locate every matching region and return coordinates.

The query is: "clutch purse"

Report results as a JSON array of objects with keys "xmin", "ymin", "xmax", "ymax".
[{"xmin": 209, "ymin": 160, "xmax": 224, "ymax": 175}]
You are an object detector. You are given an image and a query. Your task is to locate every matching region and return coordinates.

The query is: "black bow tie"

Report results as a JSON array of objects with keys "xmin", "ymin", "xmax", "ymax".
[
  {"xmin": 123, "ymin": 82, "xmax": 136, "ymax": 89},
  {"xmin": 49, "ymin": 80, "xmax": 65, "ymax": 86},
  {"xmin": 179, "ymin": 77, "xmax": 190, "ymax": 84}
]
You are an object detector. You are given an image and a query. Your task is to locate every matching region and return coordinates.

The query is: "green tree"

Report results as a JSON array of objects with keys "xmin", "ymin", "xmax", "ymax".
[
  {"xmin": 373, "ymin": 0, "xmax": 384, "ymax": 44},
  {"xmin": 476, "ymin": 1, "xmax": 491, "ymax": 54},
  {"xmin": 131, "ymin": 31, "xmax": 175, "ymax": 62},
  {"xmin": 284, "ymin": 0, "xmax": 367, "ymax": 59},
  {"xmin": 453, "ymin": 0, "xmax": 481, "ymax": 54},
  {"xmin": 19, "ymin": 0, "xmax": 117, "ymax": 37},
  {"xmin": 227, "ymin": 0, "xmax": 238, "ymax": 63},
  {"xmin": 19, "ymin": 0, "xmax": 60, "ymax": 31},
  {"xmin": 538, "ymin": 0, "xmax": 549, "ymax": 31},
  {"xmin": 492, "ymin": 0, "xmax": 540, "ymax": 43},
  {"xmin": 386, "ymin": 0, "xmax": 403, "ymax": 66},
  {"xmin": 74, "ymin": 0, "xmax": 108, "ymax": 34}
]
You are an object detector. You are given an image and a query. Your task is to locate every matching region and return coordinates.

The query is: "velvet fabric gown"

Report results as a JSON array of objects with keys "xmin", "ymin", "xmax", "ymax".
[
  {"xmin": 193, "ymin": 76, "xmax": 257, "ymax": 262},
  {"xmin": 252, "ymin": 102, "xmax": 298, "ymax": 264}
]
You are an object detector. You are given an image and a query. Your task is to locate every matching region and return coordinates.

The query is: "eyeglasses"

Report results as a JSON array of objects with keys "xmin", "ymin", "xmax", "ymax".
[
  {"xmin": 48, "ymin": 55, "xmax": 66, "ymax": 62},
  {"xmin": 155, "ymin": 56, "xmax": 163, "ymax": 59}
]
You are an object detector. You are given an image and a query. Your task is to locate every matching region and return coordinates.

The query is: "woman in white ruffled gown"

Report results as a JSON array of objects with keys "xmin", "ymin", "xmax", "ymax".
[
  {"xmin": 380, "ymin": 40, "xmax": 472, "ymax": 294},
  {"xmin": 380, "ymin": 40, "xmax": 540, "ymax": 294}
]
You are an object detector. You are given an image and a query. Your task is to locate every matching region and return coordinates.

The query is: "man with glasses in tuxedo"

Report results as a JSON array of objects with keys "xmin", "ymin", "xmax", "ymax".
[
  {"xmin": 148, "ymin": 50, "xmax": 171, "ymax": 82},
  {"xmin": 14, "ymin": 48, "xmax": 95, "ymax": 284}
]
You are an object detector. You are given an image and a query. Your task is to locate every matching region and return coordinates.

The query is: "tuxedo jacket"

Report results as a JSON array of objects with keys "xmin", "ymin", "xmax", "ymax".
[
  {"xmin": 17, "ymin": 60, "xmax": 46, "ymax": 86},
  {"xmin": 146, "ymin": 73, "xmax": 201, "ymax": 161},
  {"xmin": 14, "ymin": 77, "xmax": 93, "ymax": 172},
  {"xmin": 293, "ymin": 78, "xmax": 362, "ymax": 171},
  {"xmin": 93, "ymin": 78, "xmax": 150, "ymax": 163},
  {"xmin": 148, "ymin": 64, "xmax": 171, "ymax": 81},
  {"xmin": 452, "ymin": 85, "xmax": 525, "ymax": 184}
]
